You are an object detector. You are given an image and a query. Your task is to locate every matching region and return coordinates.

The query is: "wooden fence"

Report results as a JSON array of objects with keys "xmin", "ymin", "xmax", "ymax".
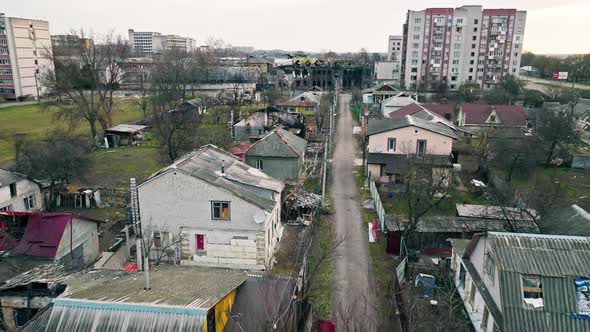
[{"xmin": 368, "ymin": 172, "xmax": 386, "ymax": 233}]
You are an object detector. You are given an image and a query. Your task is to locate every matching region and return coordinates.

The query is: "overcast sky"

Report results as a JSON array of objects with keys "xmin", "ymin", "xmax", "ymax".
[{"xmin": 4, "ymin": 0, "xmax": 589, "ymax": 54}]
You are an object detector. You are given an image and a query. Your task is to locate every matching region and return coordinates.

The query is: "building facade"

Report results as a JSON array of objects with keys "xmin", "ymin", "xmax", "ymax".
[
  {"xmin": 0, "ymin": 169, "xmax": 43, "ymax": 212},
  {"xmin": 0, "ymin": 13, "xmax": 53, "ymax": 100},
  {"xmin": 138, "ymin": 145, "xmax": 284, "ymax": 270},
  {"xmin": 400, "ymin": 5, "xmax": 526, "ymax": 90},
  {"xmin": 128, "ymin": 29, "xmax": 195, "ymax": 55}
]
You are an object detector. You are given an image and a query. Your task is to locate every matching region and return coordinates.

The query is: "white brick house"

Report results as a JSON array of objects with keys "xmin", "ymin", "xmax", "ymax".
[
  {"xmin": 0, "ymin": 169, "xmax": 43, "ymax": 212},
  {"xmin": 138, "ymin": 145, "xmax": 284, "ymax": 270}
]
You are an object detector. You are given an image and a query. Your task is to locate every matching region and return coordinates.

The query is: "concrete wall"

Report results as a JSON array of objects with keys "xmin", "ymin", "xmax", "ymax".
[
  {"xmin": 0, "ymin": 178, "xmax": 42, "ymax": 212},
  {"xmin": 55, "ymin": 218, "xmax": 100, "ymax": 266},
  {"xmin": 138, "ymin": 170, "xmax": 281, "ymax": 269},
  {"xmin": 245, "ymin": 156, "xmax": 300, "ymax": 179},
  {"xmin": 368, "ymin": 125, "xmax": 453, "ymax": 155}
]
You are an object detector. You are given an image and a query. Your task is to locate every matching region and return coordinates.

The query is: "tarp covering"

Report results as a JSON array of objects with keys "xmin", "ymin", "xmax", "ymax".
[{"xmin": 12, "ymin": 213, "xmax": 71, "ymax": 258}]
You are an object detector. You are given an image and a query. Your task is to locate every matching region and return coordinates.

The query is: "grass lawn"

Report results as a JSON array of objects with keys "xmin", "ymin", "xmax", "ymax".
[
  {"xmin": 0, "ymin": 100, "xmax": 145, "ymax": 164},
  {"xmin": 74, "ymin": 146, "xmax": 165, "ymax": 189},
  {"xmin": 307, "ymin": 213, "xmax": 334, "ymax": 320}
]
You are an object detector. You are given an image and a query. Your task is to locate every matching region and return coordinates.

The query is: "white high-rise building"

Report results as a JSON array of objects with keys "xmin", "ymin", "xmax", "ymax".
[
  {"xmin": 0, "ymin": 13, "xmax": 53, "ymax": 100},
  {"xmin": 128, "ymin": 29, "xmax": 195, "ymax": 55},
  {"xmin": 400, "ymin": 5, "xmax": 526, "ymax": 90}
]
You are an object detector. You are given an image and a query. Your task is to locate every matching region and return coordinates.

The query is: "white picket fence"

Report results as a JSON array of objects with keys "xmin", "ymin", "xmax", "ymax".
[{"xmin": 368, "ymin": 172, "xmax": 386, "ymax": 233}]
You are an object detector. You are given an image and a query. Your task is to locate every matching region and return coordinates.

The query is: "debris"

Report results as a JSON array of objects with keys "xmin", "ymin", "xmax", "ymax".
[
  {"xmin": 362, "ymin": 199, "xmax": 374, "ymax": 209},
  {"xmin": 471, "ymin": 179, "xmax": 487, "ymax": 188}
]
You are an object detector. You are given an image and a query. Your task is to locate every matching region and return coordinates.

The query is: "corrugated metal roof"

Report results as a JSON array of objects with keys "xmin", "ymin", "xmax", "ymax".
[
  {"xmin": 366, "ymin": 115, "xmax": 458, "ymax": 139},
  {"xmin": 386, "ymin": 216, "xmax": 536, "ymax": 233},
  {"xmin": 143, "ymin": 145, "xmax": 284, "ymax": 212},
  {"xmin": 489, "ymin": 232, "xmax": 590, "ymax": 276},
  {"xmin": 23, "ymin": 303, "xmax": 206, "ymax": 332},
  {"xmin": 456, "ymin": 204, "xmax": 538, "ymax": 222},
  {"xmin": 487, "ymin": 233, "xmax": 590, "ymax": 332}
]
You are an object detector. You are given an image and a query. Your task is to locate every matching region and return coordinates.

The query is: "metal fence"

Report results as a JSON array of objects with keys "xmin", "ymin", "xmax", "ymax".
[{"xmin": 368, "ymin": 172, "xmax": 386, "ymax": 233}]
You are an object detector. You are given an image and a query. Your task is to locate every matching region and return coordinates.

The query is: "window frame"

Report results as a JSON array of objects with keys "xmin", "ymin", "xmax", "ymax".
[
  {"xmin": 211, "ymin": 201, "xmax": 231, "ymax": 221},
  {"xmin": 416, "ymin": 139, "xmax": 427, "ymax": 155},
  {"xmin": 387, "ymin": 138, "xmax": 397, "ymax": 152},
  {"xmin": 9, "ymin": 183, "xmax": 16, "ymax": 197},
  {"xmin": 485, "ymin": 252, "xmax": 496, "ymax": 281},
  {"xmin": 255, "ymin": 159, "xmax": 263, "ymax": 170}
]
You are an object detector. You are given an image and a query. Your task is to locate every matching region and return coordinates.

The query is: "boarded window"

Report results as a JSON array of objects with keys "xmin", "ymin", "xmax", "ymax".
[
  {"xmin": 212, "ymin": 201, "xmax": 230, "ymax": 220},
  {"xmin": 522, "ymin": 275, "xmax": 543, "ymax": 308}
]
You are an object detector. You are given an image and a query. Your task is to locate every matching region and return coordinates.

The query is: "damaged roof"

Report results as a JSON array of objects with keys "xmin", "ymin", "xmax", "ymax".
[
  {"xmin": 247, "ymin": 127, "xmax": 307, "ymax": 158},
  {"xmin": 105, "ymin": 124, "xmax": 147, "ymax": 133},
  {"xmin": 366, "ymin": 115, "xmax": 458, "ymax": 139},
  {"xmin": 0, "ymin": 168, "xmax": 26, "ymax": 187},
  {"xmin": 142, "ymin": 145, "xmax": 284, "ymax": 211}
]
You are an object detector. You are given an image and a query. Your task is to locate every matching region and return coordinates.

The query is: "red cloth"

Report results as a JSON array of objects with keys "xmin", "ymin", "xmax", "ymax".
[
  {"xmin": 12, "ymin": 213, "xmax": 72, "ymax": 258},
  {"xmin": 0, "ymin": 211, "xmax": 39, "ymax": 217},
  {"xmin": 123, "ymin": 263, "xmax": 138, "ymax": 271}
]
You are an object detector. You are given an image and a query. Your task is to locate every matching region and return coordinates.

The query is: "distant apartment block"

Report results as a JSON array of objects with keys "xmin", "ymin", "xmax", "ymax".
[
  {"xmin": 0, "ymin": 13, "xmax": 53, "ymax": 100},
  {"xmin": 128, "ymin": 29, "xmax": 195, "ymax": 55},
  {"xmin": 51, "ymin": 34, "xmax": 93, "ymax": 49},
  {"xmin": 400, "ymin": 5, "xmax": 526, "ymax": 90}
]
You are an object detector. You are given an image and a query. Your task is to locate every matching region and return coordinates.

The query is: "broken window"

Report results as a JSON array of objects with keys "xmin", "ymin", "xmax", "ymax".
[
  {"xmin": 212, "ymin": 201, "xmax": 230, "ymax": 220},
  {"xmin": 485, "ymin": 253, "xmax": 495, "ymax": 281},
  {"xmin": 9, "ymin": 183, "xmax": 16, "ymax": 197},
  {"xmin": 490, "ymin": 115, "xmax": 496, "ymax": 122},
  {"xmin": 522, "ymin": 275, "xmax": 543, "ymax": 308},
  {"xmin": 459, "ymin": 264, "xmax": 466, "ymax": 288}
]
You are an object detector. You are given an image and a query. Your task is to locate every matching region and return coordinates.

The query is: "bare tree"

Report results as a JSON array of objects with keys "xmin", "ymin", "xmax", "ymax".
[
  {"xmin": 42, "ymin": 31, "xmax": 129, "ymax": 142},
  {"xmin": 140, "ymin": 220, "xmax": 183, "ymax": 265},
  {"xmin": 316, "ymin": 92, "xmax": 334, "ymax": 132}
]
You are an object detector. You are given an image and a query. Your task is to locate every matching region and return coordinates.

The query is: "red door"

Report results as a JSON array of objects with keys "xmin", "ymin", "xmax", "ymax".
[{"xmin": 196, "ymin": 234, "xmax": 205, "ymax": 250}]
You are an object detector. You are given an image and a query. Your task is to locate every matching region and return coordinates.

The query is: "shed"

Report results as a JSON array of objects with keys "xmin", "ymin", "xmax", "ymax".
[{"xmin": 103, "ymin": 124, "xmax": 147, "ymax": 147}]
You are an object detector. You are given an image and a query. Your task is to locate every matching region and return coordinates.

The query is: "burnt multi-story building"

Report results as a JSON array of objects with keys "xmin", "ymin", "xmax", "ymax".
[
  {"xmin": 0, "ymin": 13, "xmax": 53, "ymax": 100},
  {"xmin": 289, "ymin": 57, "xmax": 371, "ymax": 90},
  {"xmin": 400, "ymin": 5, "xmax": 526, "ymax": 90}
]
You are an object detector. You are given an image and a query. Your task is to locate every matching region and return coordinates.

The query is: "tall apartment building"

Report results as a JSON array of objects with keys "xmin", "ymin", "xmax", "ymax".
[
  {"xmin": 0, "ymin": 13, "xmax": 53, "ymax": 100},
  {"xmin": 128, "ymin": 29, "xmax": 195, "ymax": 55},
  {"xmin": 400, "ymin": 5, "xmax": 526, "ymax": 90}
]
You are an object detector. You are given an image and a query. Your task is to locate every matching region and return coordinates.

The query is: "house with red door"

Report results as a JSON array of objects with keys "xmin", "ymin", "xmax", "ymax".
[
  {"xmin": 457, "ymin": 104, "xmax": 527, "ymax": 132},
  {"xmin": 137, "ymin": 144, "xmax": 284, "ymax": 270}
]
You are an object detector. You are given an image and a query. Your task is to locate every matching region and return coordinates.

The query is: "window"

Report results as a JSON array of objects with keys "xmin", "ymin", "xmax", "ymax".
[
  {"xmin": 0, "ymin": 205, "xmax": 13, "ymax": 212},
  {"xmin": 473, "ymin": 27, "xmax": 478, "ymax": 32},
  {"xmin": 453, "ymin": 52, "xmax": 460, "ymax": 57},
  {"xmin": 24, "ymin": 195, "xmax": 36, "ymax": 210},
  {"xmin": 413, "ymin": 35, "xmax": 420, "ymax": 40},
  {"xmin": 9, "ymin": 183, "xmax": 17, "ymax": 197},
  {"xmin": 481, "ymin": 306, "xmax": 489, "ymax": 329},
  {"xmin": 412, "ymin": 43, "xmax": 419, "ymax": 48},
  {"xmin": 452, "ymin": 60, "xmax": 459, "ymax": 65},
  {"xmin": 469, "ymin": 281, "xmax": 477, "ymax": 305},
  {"xmin": 485, "ymin": 253, "xmax": 496, "ymax": 280},
  {"xmin": 474, "ymin": 19, "xmax": 479, "ymax": 24},
  {"xmin": 154, "ymin": 232, "xmax": 162, "ymax": 248},
  {"xmin": 33, "ymin": 50, "xmax": 37, "ymax": 56},
  {"xmin": 34, "ymin": 59, "xmax": 38, "ymax": 65},
  {"xmin": 415, "ymin": 18, "xmax": 422, "ymax": 24},
  {"xmin": 211, "ymin": 201, "xmax": 230, "ymax": 220},
  {"xmin": 470, "ymin": 52, "xmax": 475, "ymax": 57},
  {"xmin": 522, "ymin": 275, "xmax": 543, "ymax": 307},
  {"xmin": 411, "ymin": 67, "xmax": 418, "ymax": 72},
  {"xmin": 459, "ymin": 264, "xmax": 466, "ymax": 287},
  {"xmin": 456, "ymin": 18, "xmax": 463, "ymax": 24},
  {"xmin": 255, "ymin": 159, "xmax": 263, "ymax": 170},
  {"xmin": 388, "ymin": 138, "xmax": 396, "ymax": 151},
  {"xmin": 454, "ymin": 43, "xmax": 461, "ymax": 49},
  {"xmin": 412, "ymin": 51, "xmax": 418, "ymax": 57},
  {"xmin": 411, "ymin": 59, "xmax": 418, "ymax": 65},
  {"xmin": 417, "ymin": 140, "xmax": 427, "ymax": 155},
  {"xmin": 196, "ymin": 234, "xmax": 205, "ymax": 251}
]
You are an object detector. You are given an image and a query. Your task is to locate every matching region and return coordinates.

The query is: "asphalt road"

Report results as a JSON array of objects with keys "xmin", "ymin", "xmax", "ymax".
[
  {"xmin": 523, "ymin": 76, "xmax": 590, "ymax": 92},
  {"xmin": 331, "ymin": 94, "xmax": 378, "ymax": 331}
]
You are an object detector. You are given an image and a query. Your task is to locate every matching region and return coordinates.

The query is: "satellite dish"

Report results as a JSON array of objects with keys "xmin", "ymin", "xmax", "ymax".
[
  {"xmin": 375, "ymin": 144, "xmax": 383, "ymax": 153},
  {"xmin": 253, "ymin": 211, "xmax": 266, "ymax": 224}
]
